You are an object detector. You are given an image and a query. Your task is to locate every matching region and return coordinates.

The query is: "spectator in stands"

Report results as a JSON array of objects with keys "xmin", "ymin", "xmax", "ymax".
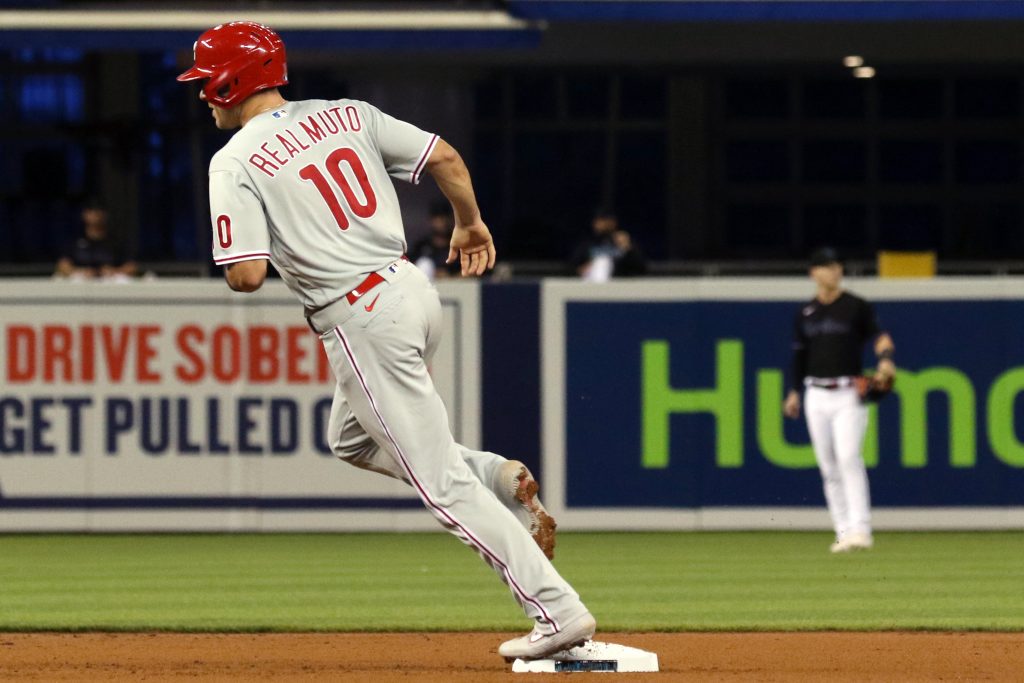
[
  {"xmin": 411, "ymin": 201, "xmax": 461, "ymax": 281},
  {"xmin": 54, "ymin": 200, "xmax": 136, "ymax": 281},
  {"xmin": 570, "ymin": 208, "xmax": 647, "ymax": 282}
]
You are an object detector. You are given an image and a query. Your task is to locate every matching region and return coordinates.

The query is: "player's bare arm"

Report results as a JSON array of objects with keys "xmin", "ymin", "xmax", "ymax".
[
  {"xmin": 874, "ymin": 332, "xmax": 896, "ymax": 381},
  {"xmin": 225, "ymin": 259, "xmax": 267, "ymax": 293},
  {"xmin": 425, "ymin": 139, "xmax": 495, "ymax": 277},
  {"xmin": 783, "ymin": 390, "xmax": 801, "ymax": 419}
]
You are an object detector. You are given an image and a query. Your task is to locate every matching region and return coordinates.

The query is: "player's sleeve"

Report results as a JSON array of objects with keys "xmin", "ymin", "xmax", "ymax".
[
  {"xmin": 861, "ymin": 299, "xmax": 882, "ymax": 339},
  {"xmin": 790, "ymin": 310, "xmax": 808, "ymax": 391},
  {"xmin": 208, "ymin": 170, "xmax": 271, "ymax": 266},
  {"xmin": 359, "ymin": 101, "xmax": 439, "ymax": 185}
]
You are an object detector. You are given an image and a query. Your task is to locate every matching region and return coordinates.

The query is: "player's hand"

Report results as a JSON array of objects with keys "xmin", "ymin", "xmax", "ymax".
[
  {"xmin": 783, "ymin": 390, "xmax": 801, "ymax": 419},
  {"xmin": 447, "ymin": 221, "xmax": 496, "ymax": 277}
]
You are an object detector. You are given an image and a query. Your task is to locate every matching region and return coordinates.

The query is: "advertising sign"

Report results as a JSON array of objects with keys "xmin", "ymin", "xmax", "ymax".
[
  {"xmin": 542, "ymin": 279, "xmax": 1024, "ymax": 530},
  {"xmin": 0, "ymin": 280, "xmax": 479, "ymax": 531}
]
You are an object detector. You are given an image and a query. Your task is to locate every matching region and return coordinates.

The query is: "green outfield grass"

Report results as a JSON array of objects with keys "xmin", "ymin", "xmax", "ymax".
[{"xmin": 0, "ymin": 532, "xmax": 1021, "ymax": 632}]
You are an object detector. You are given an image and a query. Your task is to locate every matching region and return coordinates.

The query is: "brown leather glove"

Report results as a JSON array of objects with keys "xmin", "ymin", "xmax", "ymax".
[{"xmin": 855, "ymin": 374, "xmax": 894, "ymax": 403}]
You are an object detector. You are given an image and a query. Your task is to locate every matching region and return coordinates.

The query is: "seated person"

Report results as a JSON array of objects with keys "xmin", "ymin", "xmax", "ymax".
[
  {"xmin": 569, "ymin": 208, "xmax": 647, "ymax": 282},
  {"xmin": 55, "ymin": 201, "xmax": 137, "ymax": 281},
  {"xmin": 410, "ymin": 201, "xmax": 461, "ymax": 281}
]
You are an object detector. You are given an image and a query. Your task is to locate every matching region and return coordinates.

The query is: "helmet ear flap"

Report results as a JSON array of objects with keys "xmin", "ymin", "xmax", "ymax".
[{"xmin": 204, "ymin": 69, "xmax": 236, "ymax": 107}]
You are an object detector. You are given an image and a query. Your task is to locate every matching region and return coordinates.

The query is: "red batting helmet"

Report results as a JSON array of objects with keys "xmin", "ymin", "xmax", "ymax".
[{"xmin": 177, "ymin": 21, "xmax": 287, "ymax": 109}]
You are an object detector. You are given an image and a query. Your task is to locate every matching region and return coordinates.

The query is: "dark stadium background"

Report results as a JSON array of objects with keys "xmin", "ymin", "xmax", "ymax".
[{"xmin": 4, "ymin": 0, "xmax": 1024, "ymax": 275}]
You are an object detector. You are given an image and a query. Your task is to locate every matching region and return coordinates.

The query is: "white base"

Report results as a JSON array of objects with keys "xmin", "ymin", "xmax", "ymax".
[{"xmin": 511, "ymin": 640, "xmax": 659, "ymax": 673}]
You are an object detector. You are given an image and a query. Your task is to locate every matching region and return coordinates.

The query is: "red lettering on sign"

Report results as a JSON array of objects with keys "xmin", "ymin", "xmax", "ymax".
[
  {"xmin": 211, "ymin": 326, "xmax": 241, "ymax": 382},
  {"xmin": 80, "ymin": 325, "xmax": 95, "ymax": 382},
  {"xmin": 137, "ymin": 326, "xmax": 161, "ymax": 382},
  {"xmin": 175, "ymin": 325, "xmax": 205, "ymax": 383},
  {"xmin": 7, "ymin": 326, "xmax": 36, "ymax": 382},
  {"xmin": 286, "ymin": 327, "xmax": 311, "ymax": 382},
  {"xmin": 101, "ymin": 326, "xmax": 131, "ymax": 382},
  {"xmin": 248, "ymin": 326, "xmax": 280, "ymax": 382},
  {"xmin": 42, "ymin": 326, "xmax": 73, "ymax": 382}
]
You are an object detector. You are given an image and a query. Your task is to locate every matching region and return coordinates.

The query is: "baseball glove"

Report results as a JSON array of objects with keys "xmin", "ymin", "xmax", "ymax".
[{"xmin": 855, "ymin": 374, "xmax": 894, "ymax": 403}]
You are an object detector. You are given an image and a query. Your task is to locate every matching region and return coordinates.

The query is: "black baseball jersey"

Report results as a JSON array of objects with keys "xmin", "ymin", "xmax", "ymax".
[
  {"xmin": 61, "ymin": 236, "xmax": 130, "ymax": 271},
  {"xmin": 790, "ymin": 291, "xmax": 882, "ymax": 390}
]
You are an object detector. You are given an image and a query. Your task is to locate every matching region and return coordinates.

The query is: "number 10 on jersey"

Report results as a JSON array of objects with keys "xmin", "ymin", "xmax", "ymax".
[{"xmin": 299, "ymin": 147, "xmax": 378, "ymax": 231}]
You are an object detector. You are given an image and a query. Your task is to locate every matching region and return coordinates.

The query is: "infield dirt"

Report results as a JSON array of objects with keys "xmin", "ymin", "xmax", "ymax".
[{"xmin": 1, "ymin": 632, "xmax": 1021, "ymax": 681}]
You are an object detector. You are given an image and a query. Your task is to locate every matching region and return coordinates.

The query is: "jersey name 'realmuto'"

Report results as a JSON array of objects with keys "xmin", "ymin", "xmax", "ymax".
[
  {"xmin": 207, "ymin": 98, "xmax": 439, "ymax": 311},
  {"xmin": 246, "ymin": 104, "xmax": 367, "ymax": 178}
]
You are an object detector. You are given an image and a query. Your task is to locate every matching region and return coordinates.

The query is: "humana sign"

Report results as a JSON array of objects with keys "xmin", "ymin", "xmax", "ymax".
[{"xmin": 642, "ymin": 339, "xmax": 1024, "ymax": 470}]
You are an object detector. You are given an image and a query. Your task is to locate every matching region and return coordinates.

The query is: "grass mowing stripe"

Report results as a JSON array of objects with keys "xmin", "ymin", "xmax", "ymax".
[{"xmin": 0, "ymin": 532, "xmax": 1021, "ymax": 631}]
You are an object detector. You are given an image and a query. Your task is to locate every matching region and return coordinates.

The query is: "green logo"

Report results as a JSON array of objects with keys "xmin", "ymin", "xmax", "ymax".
[{"xmin": 641, "ymin": 339, "xmax": 1024, "ymax": 470}]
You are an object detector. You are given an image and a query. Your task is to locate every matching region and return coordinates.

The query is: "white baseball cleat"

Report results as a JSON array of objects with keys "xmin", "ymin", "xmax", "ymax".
[
  {"xmin": 499, "ymin": 611, "xmax": 597, "ymax": 661},
  {"xmin": 830, "ymin": 532, "xmax": 874, "ymax": 553},
  {"xmin": 845, "ymin": 532, "xmax": 874, "ymax": 550},
  {"xmin": 496, "ymin": 460, "xmax": 557, "ymax": 560}
]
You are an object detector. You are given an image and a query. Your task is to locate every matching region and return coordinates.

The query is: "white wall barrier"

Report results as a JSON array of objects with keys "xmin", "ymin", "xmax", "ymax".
[
  {"xmin": 6, "ymin": 276, "xmax": 1024, "ymax": 532},
  {"xmin": 0, "ymin": 279, "xmax": 480, "ymax": 531}
]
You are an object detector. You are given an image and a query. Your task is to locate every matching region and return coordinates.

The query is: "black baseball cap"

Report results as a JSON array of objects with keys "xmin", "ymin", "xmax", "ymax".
[{"xmin": 809, "ymin": 247, "xmax": 841, "ymax": 267}]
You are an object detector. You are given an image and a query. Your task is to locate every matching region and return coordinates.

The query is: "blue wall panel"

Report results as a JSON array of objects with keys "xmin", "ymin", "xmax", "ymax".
[
  {"xmin": 481, "ymin": 281, "xmax": 542, "ymax": 475},
  {"xmin": 562, "ymin": 299, "xmax": 1024, "ymax": 508}
]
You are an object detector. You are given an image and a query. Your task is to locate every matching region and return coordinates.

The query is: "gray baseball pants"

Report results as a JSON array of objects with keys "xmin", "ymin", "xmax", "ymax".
[{"xmin": 316, "ymin": 259, "xmax": 588, "ymax": 634}]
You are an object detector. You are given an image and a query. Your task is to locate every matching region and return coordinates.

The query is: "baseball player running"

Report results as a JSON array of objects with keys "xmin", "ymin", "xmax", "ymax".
[
  {"xmin": 178, "ymin": 22, "xmax": 595, "ymax": 659},
  {"xmin": 783, "ymin": 248, "xmax": 896, "ymax": 553}
]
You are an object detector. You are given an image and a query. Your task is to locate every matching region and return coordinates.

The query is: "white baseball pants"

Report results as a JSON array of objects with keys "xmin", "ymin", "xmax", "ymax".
[
  {"xmin": 319, "ymin": 260, "xmax": 588, "ymax": 635},
  {"xmin": 804, "ymin": 385, "xmax": 872, "ymax": 540}
]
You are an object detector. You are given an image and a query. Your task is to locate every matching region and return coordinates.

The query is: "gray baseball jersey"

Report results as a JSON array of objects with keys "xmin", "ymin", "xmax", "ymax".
[{"xmin": 208, "ymin": 98, "xmax": 438, "ymax": 310}]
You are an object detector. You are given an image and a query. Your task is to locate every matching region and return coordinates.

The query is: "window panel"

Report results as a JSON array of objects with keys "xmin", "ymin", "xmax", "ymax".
[
  {"xmin": 955, "ymin": 78, "xmax": 1020, "ymax": 119},
  {"xmin": 955, "ymin": 140, "xmax": 1021, "ymax": 184},
  {"xmin": 567, "ymin": 74, "xmax": 609, "ymax": 119},
  {"xmin": 879, "ymin": 204, "xmax": 942, "ymax": 250},
  {"xmin": 952, "ymin": 203, "xmax": 1021, "ymax": 256},
  {"xmin": 879, "ymin": 79, "xmax": 944, "ymax": 119},
  {"xmin": 513, "ymin": 74, "xmax": 557, "ymax": 121},
  {"xmin": 725, "ymin": 78, "xmax": 790, "ymax": 119},
  {"xmin": 472, "ymin": 129, "xmax": 504, "ymax": 237},
  {"xmin": 725, "ymin": 203, "xmax": 792, "ymax": 251},
  {"xmin": 803, "ymin": 79, "xmax": 867, "ymax": 119},
  {"xmin": 620, "ymin": 74, "xmax": 667, "ymax": 120},
  {"xmin": 726, "ymin": 140, "xmax": 790, "ymax": 183},
  {"xmin": 616, "ymin": 130, "xmax": 667, "ymax": 253},
  {"xmin": 879, "ymin": 140, "xmax": 943, "ymax": 184},
  {"xmin": 510, "ymin": 130, "xmax": 606, "ymax": 260},
  {"xmin": 802, "ymin": 140, "xmax": 867, "ymax": 184},
  {"xmin": 803, "ymin": 204, "xmax": 868, "ymax": 250},
  {"xmin": 17, "ymin": 74, "xmax": 84, "ymax": 122},
  {"xmin": 474, "ymin": 76, "xmax": 503, "ymax": 121}
]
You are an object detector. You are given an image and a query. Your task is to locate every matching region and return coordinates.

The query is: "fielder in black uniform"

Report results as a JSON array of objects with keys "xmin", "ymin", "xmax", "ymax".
[{"xmin": 783, "ymin": 248, "xmax": 896, "ymax": 553}]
